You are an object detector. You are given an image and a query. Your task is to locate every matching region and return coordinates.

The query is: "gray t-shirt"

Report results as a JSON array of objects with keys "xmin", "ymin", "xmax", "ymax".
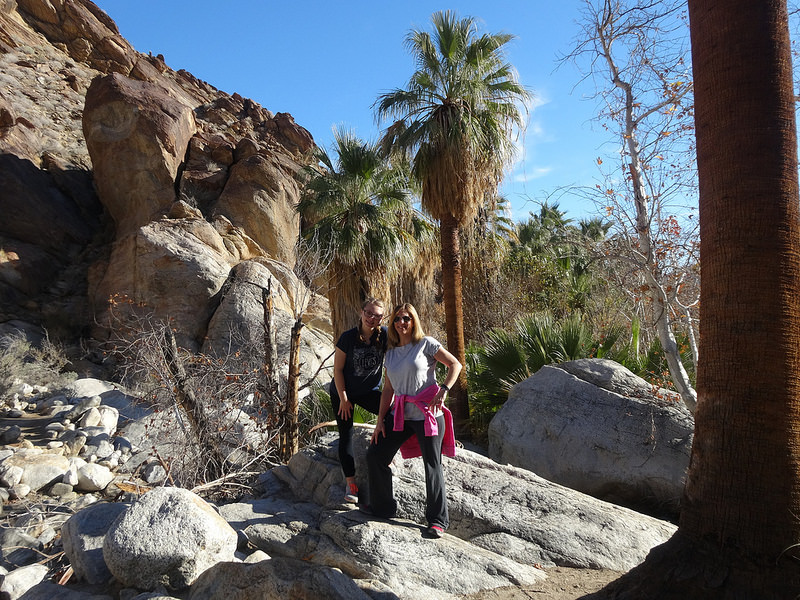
[{"xmin": 385, "ymin": 336, "xmax": 442, "ymax": 421}]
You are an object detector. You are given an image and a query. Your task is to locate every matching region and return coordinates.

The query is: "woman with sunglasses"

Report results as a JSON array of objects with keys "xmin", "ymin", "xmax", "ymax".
[
  {"xmin": 362, "ymin": 303, "xmax": 461, "ymax": 538},
  {"xmin": 331, "ymin": 298, "xmax": 388, "ymax": 504}
]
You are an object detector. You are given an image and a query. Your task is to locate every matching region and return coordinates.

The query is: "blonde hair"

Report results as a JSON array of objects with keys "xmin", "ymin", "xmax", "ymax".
[{"xmin": 387, "ymin": 303, "xmax": 425, "ymax": 348}]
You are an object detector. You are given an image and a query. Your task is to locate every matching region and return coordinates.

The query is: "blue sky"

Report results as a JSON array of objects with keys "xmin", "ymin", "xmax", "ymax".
[{"xmin": 92, "ymin": 1, "xmax": 615, "ymax": 223}]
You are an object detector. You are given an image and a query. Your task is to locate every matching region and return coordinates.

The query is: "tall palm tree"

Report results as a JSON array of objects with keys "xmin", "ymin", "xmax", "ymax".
[
  {"xmin": 298, "ymin": 128, "xmax": 433, "ymax": 339},
  {"xmin": 375, "ymin": 10, "xmax": 530, "ymax": 434},
  {"xmin": 599, "ymin": 0, "xmax": 800, "ymax": 596}
]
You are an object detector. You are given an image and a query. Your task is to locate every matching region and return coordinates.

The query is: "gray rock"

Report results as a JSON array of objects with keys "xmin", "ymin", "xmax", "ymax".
[
  {"xmin": 276, "ymin": 433, "xmax": 676, "ymax": 571},
  {"xmin": 103, "ymin": 487, "xmax": 238, "ymax": 591},
  {"xmin": 141, "ymin": 463, "xmax": 166, "ymax": 485},
  {"xmin": 489, "ymin": 360, "xmax": 693, "ymax": 514},
  {"xmin": 66, "ymin": 396, "xmax": 102, "ymax": 422},
  {"xmin": 0, "ymin": 563, "xmax": 49, "ymax": 599},
  {"xmin": 317, "ymin": 511, "xmax": 546, "ymax": 598},
  {"xmin": 62, "ymin": 502, "xmax": 129, "ymax": 585},
  {"xmin": 0, "ymin": 527, "xmax": 41, "ymax": 569},
  {"xmin": 76, "ymin": 463, "xmax": 113, "ymax": 492},
  {"xmin": 187, "ymin": 557, "xmax": 373, "ymax": 600},
  {"xmin": 9, "ymin": 581, "xmax": 113, "ymax": 599},
  {"xmin": 8, "ymin": 483, "xmax": 31, "ymax": 500},
  {"xmin": 49, "ymin": 482, "xmax": 77, "ymax": 500},
  {"xmin": 220, "ymin": 496, "xmax": 322, "ymax": 559},
  {"xmin": 0, "ymin": 425, "xmax": 22, "ymax": 444},
  {"xmin": 0, "ymin": 464, "xmax": 24, "ymax": 487},
  {"xmin": 59, "ymin": 430, "xmax": 88, "ymax": 457}
]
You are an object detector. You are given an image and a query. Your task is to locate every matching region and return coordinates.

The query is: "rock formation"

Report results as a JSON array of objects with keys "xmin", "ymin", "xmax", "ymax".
[
  {"xmin": 0, "ymin": 0, "xmax": 329, "ymax": 371},
  {"xmin": 0, "ymin": 376, "xmax": 677, "ymax": 599},
  {"xmin": 489, "ymin": 359, "xmax": 694, "ymax": 516}
]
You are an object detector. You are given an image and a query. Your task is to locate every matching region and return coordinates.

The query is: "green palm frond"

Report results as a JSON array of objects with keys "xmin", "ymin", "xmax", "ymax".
[
  {"xmin": 376, "ymin": 10, "xmax": 531, "ymax": 225},
  {"xmin": 298, "ymin": 126, "xmax": 434, "ymax": 336}
]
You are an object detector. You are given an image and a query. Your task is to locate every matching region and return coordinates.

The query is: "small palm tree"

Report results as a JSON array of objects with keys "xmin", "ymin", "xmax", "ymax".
[
  {"xmin": 298, "ymin": 128, "xmax": 433, "ymax": 338},
  {"xmin": 376, "ymin": 10, "xmax": 531, "ymax": 433}
]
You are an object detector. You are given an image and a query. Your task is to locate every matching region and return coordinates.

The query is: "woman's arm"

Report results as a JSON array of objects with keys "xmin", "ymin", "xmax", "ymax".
[
  {"xmin": 432, "ymin": 346, "xmax": 462, "ymax": 410},
  {"xmin": 371, "ymin": 372, "xmax": 394, "ymax": 444},
  {"xmin": 332, "ymin": 347, "xmax": 352, "ymax": 419}
]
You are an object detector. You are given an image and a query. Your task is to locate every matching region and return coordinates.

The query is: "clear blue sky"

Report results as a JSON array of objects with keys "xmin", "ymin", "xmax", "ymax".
[{"xmin": 93, "ymin": 1, "xmax": 615, "ymax": 223}]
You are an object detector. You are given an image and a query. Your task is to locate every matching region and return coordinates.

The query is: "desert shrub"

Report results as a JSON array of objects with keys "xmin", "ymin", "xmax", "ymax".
[
  {"xmin": 104, "ymin": 306, "xmax": 285, "ymax": 497},
  {"xmin": 0, "ymin": 332, "xmax": 76, "ymax": 399}
]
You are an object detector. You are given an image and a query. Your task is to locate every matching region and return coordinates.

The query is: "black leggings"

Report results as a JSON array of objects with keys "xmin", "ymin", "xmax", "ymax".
[{"xmin": 330, "ymin": 385, "xmax": 381, "ymax": 478}]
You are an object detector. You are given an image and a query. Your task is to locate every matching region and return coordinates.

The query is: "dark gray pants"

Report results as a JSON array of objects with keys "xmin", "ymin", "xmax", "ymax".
[{"xmin": 365, "ymin": 413, "xmax": 449, "ymax": 529}]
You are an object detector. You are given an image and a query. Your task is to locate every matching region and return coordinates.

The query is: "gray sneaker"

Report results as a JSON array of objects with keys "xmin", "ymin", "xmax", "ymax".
[{"xmin": 344, "ymin": 482, "xmax": 358, "ymax": 503}]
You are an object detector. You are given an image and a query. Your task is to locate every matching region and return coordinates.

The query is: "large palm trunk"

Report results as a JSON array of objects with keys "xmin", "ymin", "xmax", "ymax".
[
  {"xmin": 592, "ymin": 0, "xmax": 800, "ymax": 596},
  {"xmin": 683, "ymin": 0, "xmax": 800, "ymax": 559},
  {"xmin": 440, "ymin": 215, "xmax": 469, "ymax": 436}
]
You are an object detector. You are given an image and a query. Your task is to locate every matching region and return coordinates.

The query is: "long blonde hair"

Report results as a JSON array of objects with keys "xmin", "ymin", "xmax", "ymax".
[{"xmin": 387, "ymin": 303, "xmax": 425, "ymax": 348}]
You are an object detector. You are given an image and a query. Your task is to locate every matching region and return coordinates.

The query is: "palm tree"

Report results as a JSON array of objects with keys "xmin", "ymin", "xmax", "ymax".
[
  {"xmin": 375, "ymin": 10, "xmax": 530, "ymax": 433},
  {"xmin": 599, "ymin": 0, "xmax": 800, "ymax": 596},
  {"xmin": 578, "ymin": 216, "xmax": 612, "ymax": 242},
  {"xmin": 298, "ymin": 128, "xmax": 433, "ymax": 339}
]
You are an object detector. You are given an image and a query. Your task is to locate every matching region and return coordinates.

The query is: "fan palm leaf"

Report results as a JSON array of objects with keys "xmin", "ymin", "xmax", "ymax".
[{"xmin": 298, "ymin": 127, "xmax": 434, "ymax": 337}]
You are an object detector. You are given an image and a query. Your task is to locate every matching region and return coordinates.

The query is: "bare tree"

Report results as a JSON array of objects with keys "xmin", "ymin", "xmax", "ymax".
[
  {"xmin": 564, "ymin": 0, "xmax": 699, "ymax": 411},
  {"xmin": 274, "ymin": 234, "xmax": 335, "ymax": 460}
]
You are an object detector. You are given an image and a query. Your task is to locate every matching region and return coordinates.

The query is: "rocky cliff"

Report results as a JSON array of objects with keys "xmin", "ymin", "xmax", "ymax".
[{"xmin": 0, "ymin": 0, "xmax": 330, "ymax": 374}]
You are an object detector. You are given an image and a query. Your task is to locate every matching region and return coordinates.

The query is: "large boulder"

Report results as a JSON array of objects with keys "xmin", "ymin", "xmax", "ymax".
[
  {"xmin": 90, "ymin": 213, "xmax": 247, "ymax": 349},
  {"xmin": 202, "ymin": 258, "xmax": 333, "ymax": 385},
  {"xmin": 488, "ymin": 359, "xmax": 694, "ymax": 515},
  {"xmin": 211, "ymin": 152, "xmax": 301, "ymax": 267},
  {"xmin": 82, "ymin": 73, "xmax": 196, "ymax": 236},
  {"xmin": 62, "ymin": 502, "xmax": 128, "ymax": 584},
  {"xmin": 102, "ymin": 487, "xmax": 238, "ymax": 591},
  {"xmin": 1, "ymin": 449, "xmax": 69, "ymax": 492},
  {"xmin": 267, "ymin": 432, "xmax": 676, "ymax": 572}
]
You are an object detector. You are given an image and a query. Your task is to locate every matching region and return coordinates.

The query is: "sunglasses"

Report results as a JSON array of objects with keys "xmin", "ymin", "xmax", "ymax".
[{"xmin": 393, "ymin": 315, "xmax": 412, "ymax": 323}]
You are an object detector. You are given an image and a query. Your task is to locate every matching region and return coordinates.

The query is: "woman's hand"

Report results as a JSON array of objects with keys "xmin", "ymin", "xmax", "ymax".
[
  {"xmin": 338, "ymin": 395, "xmax": 353, "ymax": 420},
  {"xmin": 371, "ymin": 418, "xmax": 386, "ymax": 444},
  {"xmin": 431, "ymin": 387, "xmax": 447, "ymax": 411}
]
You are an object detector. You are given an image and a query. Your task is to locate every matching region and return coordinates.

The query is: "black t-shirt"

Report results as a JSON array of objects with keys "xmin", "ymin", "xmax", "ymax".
[{"xmin": 331, "ymin": 326, "xmax": 388, "ymax": 399}]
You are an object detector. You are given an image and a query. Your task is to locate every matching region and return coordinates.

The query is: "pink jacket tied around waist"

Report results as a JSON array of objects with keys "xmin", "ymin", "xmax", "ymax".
[{"xmin": 393, "ymin": 384, "xmax": 456, "ymax": 459}]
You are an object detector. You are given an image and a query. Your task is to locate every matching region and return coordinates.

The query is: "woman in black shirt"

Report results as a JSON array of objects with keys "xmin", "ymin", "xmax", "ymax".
[{"xmin": 330, "ymin": 298, "xmax": 387, "ymax": 503}]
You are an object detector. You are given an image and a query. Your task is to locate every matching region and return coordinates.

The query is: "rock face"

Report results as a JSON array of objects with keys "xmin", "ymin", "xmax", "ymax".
[
  {"xmin": 0, "ymin": 0, "xmax": 328, "ymax": 371},
  {"xmin": 488, "ymin": 359, "xmax": 694, "ymax": 515}
]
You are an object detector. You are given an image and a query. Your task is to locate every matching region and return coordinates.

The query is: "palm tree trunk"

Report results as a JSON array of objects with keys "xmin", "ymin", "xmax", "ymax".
[
  {"xmin": 684, "ymin": 0, "xmax": 800, "ymax": 558},
  {"xmin": 593, "ymin": 0, "xmax": 800, "ymax": 595},
  {"xmin": 439, "ymin": 215, "xmax": 469, "ymax": 436}
]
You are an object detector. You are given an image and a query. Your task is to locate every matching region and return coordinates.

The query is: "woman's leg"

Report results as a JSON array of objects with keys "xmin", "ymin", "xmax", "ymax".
[
  {"xmin": 353, "ymin": 388, "xmax": 382, "ymax": 416},
  {"xmin": 339, "ymin": 389, "xmax": 381, "ymax": 478},
  {"xmin": 412, "ymin": 415, "xmax": 449, "ymax": 529},
  {"xmin": 365, "ymin": 413, "xmax": 411, "ymax": 517},
  {"xmin": 330, "ymin": 385, "xmax": 356, "ymax": 478}
]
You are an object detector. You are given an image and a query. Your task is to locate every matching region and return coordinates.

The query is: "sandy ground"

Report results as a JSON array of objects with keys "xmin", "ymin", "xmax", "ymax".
[{"xmin": 460, "ymin": 567, "xmax": 625, "ymax": 599}]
